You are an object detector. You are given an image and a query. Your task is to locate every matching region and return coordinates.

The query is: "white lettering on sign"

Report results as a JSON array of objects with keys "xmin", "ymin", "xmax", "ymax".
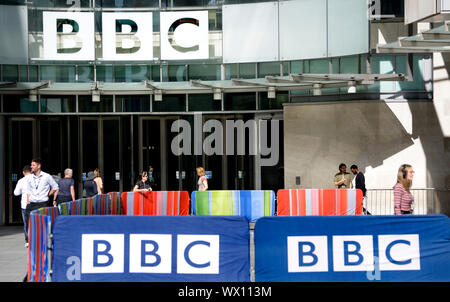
[
  {"xmin": 42, "ymin": 11, "xmax": 208, "ymax": 61},
  {"xmin": 80, "ymin": 233, "xmax": 220, "ymax": 275},
  {"xmin": 287, "ymin": 234, "xmax": 421, "ymax": 273}
]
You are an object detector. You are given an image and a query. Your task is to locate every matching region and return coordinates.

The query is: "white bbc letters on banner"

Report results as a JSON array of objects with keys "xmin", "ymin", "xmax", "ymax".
[
  {"xmin": 101, "ymin": 12, "xmax": 153, "ymax": 61},
  {"xmin": 43, "ymin": 12, "xmax": 95, "ymax": 61}
]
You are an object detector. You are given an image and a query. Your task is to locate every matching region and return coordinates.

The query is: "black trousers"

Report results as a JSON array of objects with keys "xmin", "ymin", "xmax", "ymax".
[{"xmin": 24, "ymin": 201, "xmax": 49, "ymax": 235}]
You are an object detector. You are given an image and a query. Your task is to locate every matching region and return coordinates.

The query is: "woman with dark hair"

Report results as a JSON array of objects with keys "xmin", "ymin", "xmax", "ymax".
[
  {"xmin": 133, "ymin": 171, "xmax": 152, "ymax": 192},
  {"xmin": 393, "ymin": 164, "xmax": 415, "ymax": 215}
]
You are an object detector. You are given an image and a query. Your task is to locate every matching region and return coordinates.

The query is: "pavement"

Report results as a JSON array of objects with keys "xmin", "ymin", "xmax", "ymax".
[{"xmin": 0, "ymin": 226, "xmax": 28, "ymax": 282}]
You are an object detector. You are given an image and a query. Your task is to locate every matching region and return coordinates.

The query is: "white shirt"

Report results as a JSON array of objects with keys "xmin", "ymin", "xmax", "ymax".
[
  {"xmin": 13, "ymin": 175, "xmax": 31, "ymax": 209},
  {"xmin": 26, "ymin": 171, "xmax": 59, "ymax": 203}
]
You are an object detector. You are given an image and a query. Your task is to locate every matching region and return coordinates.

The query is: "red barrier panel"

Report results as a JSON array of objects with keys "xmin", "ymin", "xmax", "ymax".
[
  {"xmin": 120, "ymin": 191, "xmax": 189, "ymax": 216},
  {"xmin": 277, "ymin": 189, "xmax": 363, "ymax": 216}
]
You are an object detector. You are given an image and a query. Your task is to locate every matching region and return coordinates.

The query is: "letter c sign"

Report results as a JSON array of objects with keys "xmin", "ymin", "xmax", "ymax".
[{"xmin": 160, "ymin": 11, "xmax": 209, "ymax": 60}]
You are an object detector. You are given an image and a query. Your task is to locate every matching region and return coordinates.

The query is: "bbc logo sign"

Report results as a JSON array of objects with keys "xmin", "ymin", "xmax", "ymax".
[
  {"xmin": 81, "ymin": 234, "xmax": 219, "ymax": 274},
  {"xmin": 287, "ymin": 234, "xmax": 421, "ymax": 272},
  {"xmin": 42, "ymin": 11, "xmax": 209, "ymax": 61}
]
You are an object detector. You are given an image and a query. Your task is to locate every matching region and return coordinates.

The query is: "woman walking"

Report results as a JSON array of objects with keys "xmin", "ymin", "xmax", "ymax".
[{"xmin": 393, "ymin": 164, "xmax": 415, "ymax": 215}]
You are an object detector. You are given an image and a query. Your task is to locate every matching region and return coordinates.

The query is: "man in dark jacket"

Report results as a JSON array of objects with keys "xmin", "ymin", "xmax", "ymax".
[{"xmin": 351, "ymin": 164, "xmax": 370, "ymax": 215}]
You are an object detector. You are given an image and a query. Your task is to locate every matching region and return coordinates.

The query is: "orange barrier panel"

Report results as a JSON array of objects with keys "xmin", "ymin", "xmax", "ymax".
[{"xmin": 120, "ymin": 191, "xmax": 189, "ymax": 216}]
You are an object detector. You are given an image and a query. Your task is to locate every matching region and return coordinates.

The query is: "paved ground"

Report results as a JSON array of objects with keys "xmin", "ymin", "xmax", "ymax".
[{"xmin": 0, "ymin": 226, "xmax": 28, "ymax": 282}]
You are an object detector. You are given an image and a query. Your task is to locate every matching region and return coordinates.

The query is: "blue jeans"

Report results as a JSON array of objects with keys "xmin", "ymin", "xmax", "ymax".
[{"xmin": 21, "ymin": 208, "xmax": 28, "ymax": 243}]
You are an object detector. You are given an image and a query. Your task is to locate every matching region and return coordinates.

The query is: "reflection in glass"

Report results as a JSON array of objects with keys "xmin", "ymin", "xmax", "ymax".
[
  {"xmin": 40, "ymin": 96, "xmax": 76, "ymax": 113},
  {"xmin": 41, "ymin": 65, "xmax": 76, "ymax": 82},
  {"xmin": 188, "ymin": 64, "xmax": 220, "ymax": 81}
]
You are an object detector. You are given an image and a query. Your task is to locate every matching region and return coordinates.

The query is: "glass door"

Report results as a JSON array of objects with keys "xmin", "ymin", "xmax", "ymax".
[
  {"xmin": 7, "ymin": 118, "xmax": 37, "ymax": 224},
  {"xmin": 80, "ymin": 117, "xmax": 121, "ymax": 196}
]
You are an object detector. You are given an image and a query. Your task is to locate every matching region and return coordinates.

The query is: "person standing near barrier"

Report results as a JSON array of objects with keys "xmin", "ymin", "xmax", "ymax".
[
  {"xmin": 133, "ymin": 171, "xmax": 152, "ymax": 192},
  {"xmin": 350, "ymin": 164, "xmax": 370, "ymax": 215},
  {"xmin": 25, "ymin": 158, "xmax": 59, "ymax": 229},
  {"xmin": 196, "ymin": 167, "xmax": 208, "ymax": 191},
  {"xmin": 13, "ymin": 165, "xmax": 32, "ymax": 246},
  {"xmin": 334, "ymin": 163, "xmax": 353, "ymax": 189},
  {"xmin": 54, "ymin": 168, "xmax": 75, "ymax": 206},
  {"xmin": 84, "ymin": 171, "xmax": 98, "ymax": 198},
  {"xmin": 93, "ymin": 168, "xmax": 103, "ymax": 194},
  {"xmin": 394, "ymin": 164, "xmax": 415, "ymax": 215}
]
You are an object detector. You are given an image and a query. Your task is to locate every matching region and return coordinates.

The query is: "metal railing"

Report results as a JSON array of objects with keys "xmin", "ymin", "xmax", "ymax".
[{"xmin": 365, "ymin": 188, "xmax": 449, "ymax": 215}]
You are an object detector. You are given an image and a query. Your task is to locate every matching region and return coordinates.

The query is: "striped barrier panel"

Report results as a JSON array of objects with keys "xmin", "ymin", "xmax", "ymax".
[
  {"xmin": 120, "ymin": 191, "xmax": 189, "ymax": 216},
  {"xmin": 107, "ymin": 192, "xmax": 124, "ymax": 215},
  {"xmin": 191, "ymin": 190, "xmax": 276, "ymax": 222},
  {"xmin": 277, "ymin": 189, "xmax": 363, "ymax": 216},
  {"xmin": 27, "ymin": 212, "xmax": 52, "ymax": 282}
]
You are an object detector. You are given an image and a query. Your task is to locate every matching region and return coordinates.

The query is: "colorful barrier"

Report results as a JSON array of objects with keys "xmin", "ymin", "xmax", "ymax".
[
  {"xmin": 191, "ymin": 190, "xmax": 276, "ymax": 222},
  {"xmin": 277, "ymin": 189, "xmax": 363, "ymax": 216},
  {"xmin": 107, "ymin": 192, "xmax": 123, "ymax": 215},
  {"xmin": 255, "ymin": 215, "xmax": 450, "ymax": 282},
  {"xmin": 120, "ymin": 191, "xmax": 189, "ymax": 216},
  {"xmin": 27, "ymin": 212, "xmax": 52, "ymax": 282}
]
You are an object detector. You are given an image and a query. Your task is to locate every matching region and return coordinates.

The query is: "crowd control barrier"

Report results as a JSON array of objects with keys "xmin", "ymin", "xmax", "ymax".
[
  {"xmin": 51, "ymin": 216, "xmax": 250, "ymax": 282},
  {"xmin": 191, "ymin": 190, "xmax": 276, "ymax": 222},
  {"xmin": 277, "ymin": 189, "xmax": 363, "ymax": 216},
  {"xmin": 120, "ymin": 191, "xmax": 189, "ymax": 216},
  {"xmin": 254, "ymin": 215, "xmax": 450, "ymax": 282},
  {"xmin": 27, "ymin": 211, "xmax": 53, "ymax": 282}
]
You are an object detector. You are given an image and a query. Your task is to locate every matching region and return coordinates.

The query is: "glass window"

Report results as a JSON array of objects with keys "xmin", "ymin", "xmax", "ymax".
[
  {"xmin": 259, "ymin": 92, "xmax": 289, "ymax": 110},
  {"xmin": 40, "ymin": 65, "xmax": 76, "ymax": 82},
  {"xmin": 115, "ymin": 65, "xmax": 150, "ymax": 82},
  {"xmin": 153, "ymin": 94, "xmax": 186, "ymax": 112},
  {"xmin": 2, "ymin": 65, "xmax": 18, "ymax": 82},
  {"xmin": 116, "ymin": 95, "xmax": 150, "ymax": 112},
  {"xmin": 208, "ymin": 10, "xmax": 222, "ymax": 31},
  {"xmin": 239, "ymin": 63, "xmax": 256, "ymax": 79},
  {"xmin": 19, "ymin": 65, "xmax": 28, "ymax": 82},
  {"xmin": 394, "ymin": 54, "xmax": 426, "ymax": 91},
  {"xmin": 188, "ymin": 64, "xmax": 220, "ymax": 81},
  {"xmin": 78, "ymin": 95, "xmax": 114, "ymax": 112},
  {"xmin": 96, "ymin": 65, "xmax": 114, "ymax": 82},
  {"xmin": 151, "ymin": 65, "xmax": 161, "ymax": 82},
  {"xmin": 77, "ymin": 66, "xmax": 94, "ymax": 83},
  {"xmin": 188, "ymin": 94, "xmax": 221, "ymax": 111},
  {"xmin": 30, "ymin": 0, "xmax": 91, "ymax": 8},
  {"xmin": 168, "ymin": 65, "xmax": 187, "ymax": 82},
  {"xmin": 368, "ymin": 55, "xmax": 395, "ymax": 92},
  {"xmin": 29, "ymin": 66, "xmax": 39, "ymax": 82},
  {"xmin": 163, "ymin": 0, "xmax": 203, "ymax": 7},
  {"xmin": 309, "ymin": 58, "xmax": 330, "ymax": 74},
  {"xmin": 225, "ymin": 64, "xmax": 238, "ymax": 80},
  {"xmin": 2, "ymin": 95, "xmax": 38, "ymax": 113},
  {"xmin": 224, "ymin": 92, "xmax": 256, "ymax": 111},
  {"xmin": 96, "ymin": 0, "xmax": 159, "ymax": 8},
  {"xmin": 40, "ymin": 96, "xmax": 76, "ymax": 113},
  {"xmin": 290, "ymin": 61, "xmax": 303, "ymax": 74},
  {"xmin": 258, "ymin": 62, "xmax": 280, "ymax": 77},
  {"xmin": 340, "ymin": 56, "xmax": 359, "ymax": 74}
]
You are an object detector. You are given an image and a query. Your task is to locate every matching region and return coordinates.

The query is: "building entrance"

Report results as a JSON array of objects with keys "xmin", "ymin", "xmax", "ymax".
[{"xmin": 3, "ymin": 113, "xmax": 283, "ymax": 224}]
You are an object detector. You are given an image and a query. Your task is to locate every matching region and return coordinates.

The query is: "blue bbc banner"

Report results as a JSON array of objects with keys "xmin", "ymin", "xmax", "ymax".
[
  {"xmin": 52, "ymin": 216, "xmax": 250, "ymax": 282},
  {"xmin": 255, "ymin": 215, "xmax": 450, "ymax": 282}
]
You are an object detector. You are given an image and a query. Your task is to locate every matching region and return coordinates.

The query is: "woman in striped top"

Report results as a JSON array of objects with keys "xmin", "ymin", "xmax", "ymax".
[{"xmin": 393, "ymin": 164, "xmax": 415, "ymax": 215}]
